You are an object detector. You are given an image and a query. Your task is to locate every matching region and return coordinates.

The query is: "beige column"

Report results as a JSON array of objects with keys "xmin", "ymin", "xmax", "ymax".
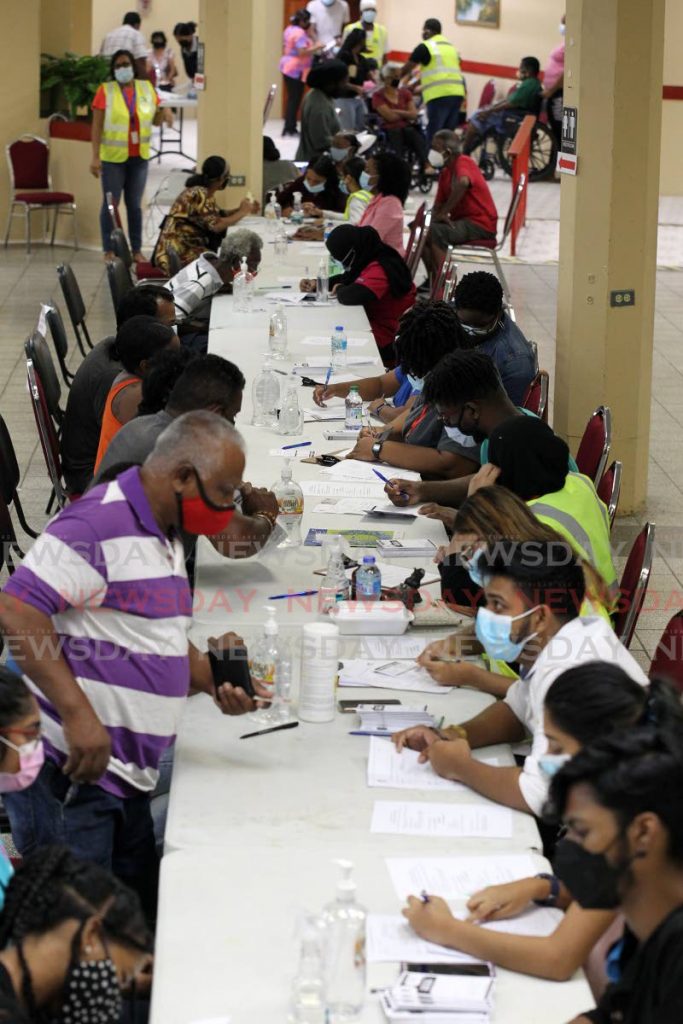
[
  {"xmin": 1, "ymin": 1, "xmax": 41, "ymax": 241},
  {"xmin": 197, "ymin": 0, "xmax": 267, "ymax": 207},
  {"xmin": 554, "ymin": 0, "xmax": 665, "ymax": 514},
  {"xmin": 41, "ymin": 0, "xmax": 92, "ymax": 56}
]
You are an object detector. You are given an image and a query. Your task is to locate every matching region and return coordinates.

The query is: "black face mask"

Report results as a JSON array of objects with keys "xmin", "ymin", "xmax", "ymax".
[
  {"xmin": 553, "ymin": 836, "xmax": 632, "ymax": 910},
  {"xmin": 390, "ymin": 77, "xmax": 400, "ymax": 88}
]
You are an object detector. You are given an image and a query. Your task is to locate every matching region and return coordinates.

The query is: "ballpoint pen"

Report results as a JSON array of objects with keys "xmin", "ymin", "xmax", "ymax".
[
  {"xmin": 324, "ymin": 365, "xmax": 333, "ymax": 389},
  {"xmin": 420, "ymin": 890, "xmax": 431, "ymax": 904},
  {"xmin": 372, "ymin": 468, "xmax": 409, "ymax": 499},
  {"xmin": 240, "ymin": 721, "xmax": 300, "ymax": 740},
  {"xmin": 281, "ymin": 441, "xmax": 312, "ymax": 450},
  {"xmin": 268, "ymin": 589, "xmax": 319, "ymax": 600}
]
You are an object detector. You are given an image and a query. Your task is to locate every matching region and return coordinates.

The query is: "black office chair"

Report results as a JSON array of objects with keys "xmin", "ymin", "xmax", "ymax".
[
  {"xmin": 43, "ymin": 301, "xmax": 75, "ymax": 387},
  {"xmin": 57, "ymin": 263, "xmax": 93, "ymax": 355},
  {"xmin": 0, "ymin": 412, "xmax": 39, "ymax": 547},
  {"xmin": 24, "ymin": 329, "xmax": 65, "ymax": 431},
  {"xmin": 106, "ymin": 256, "xmax": 135, "ymax": 315},
  {"xmin": 165, "ymin": 246, "xmax": 183, "ymax": 277}
]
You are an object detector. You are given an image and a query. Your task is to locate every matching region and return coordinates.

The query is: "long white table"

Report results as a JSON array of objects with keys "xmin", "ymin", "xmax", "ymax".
[{"xmin": 150, "ymin": 227, "xmax": 595, "ymax": 1024}]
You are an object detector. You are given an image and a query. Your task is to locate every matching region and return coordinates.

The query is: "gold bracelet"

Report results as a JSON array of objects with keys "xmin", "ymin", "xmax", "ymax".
[
  {"xmin": 443, "ymin": 725, "xmax": 468, "ymax": 740},
  {"xmin": 252, "ymin": 511, "xmax": 277, "ymax": 531}
]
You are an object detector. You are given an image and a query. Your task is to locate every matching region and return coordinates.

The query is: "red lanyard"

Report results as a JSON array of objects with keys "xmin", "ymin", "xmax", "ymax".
[
  {"xmin": 121, "ymin": 84, "xmax": 137, "ymax": 122},
  {"xmin": 407, "ymin": 404, "xmax": 430, "ymax": 436}
]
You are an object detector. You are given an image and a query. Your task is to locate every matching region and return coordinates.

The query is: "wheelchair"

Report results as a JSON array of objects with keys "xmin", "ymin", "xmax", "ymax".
[
  {"xmin": 364, "ymin": 111, "xmax": 434, "ymax": 194},
  {"xmin": 466, "ymin": 110, "xmax": 557, "ymax": 182}
]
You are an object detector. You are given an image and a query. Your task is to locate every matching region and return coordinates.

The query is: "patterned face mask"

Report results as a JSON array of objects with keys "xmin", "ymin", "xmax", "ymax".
[{"xmin": 60, "ymin": 924, "xmax": 123, "ymax": 1024}]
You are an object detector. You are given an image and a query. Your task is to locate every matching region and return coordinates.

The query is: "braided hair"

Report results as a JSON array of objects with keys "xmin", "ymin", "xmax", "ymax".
[
  {"xmin": 394, "ymin": 301, "xmax": 463, "ymax": 379},
  {"xmin": 0, "ymin": 846, "xmax": 152, "ymax": 952}
]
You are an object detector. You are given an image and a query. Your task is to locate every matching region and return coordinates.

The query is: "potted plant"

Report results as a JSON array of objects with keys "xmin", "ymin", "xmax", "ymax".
[{"xmin": 40, "ymin": 52, "xmax": 110, "ymax": 120}]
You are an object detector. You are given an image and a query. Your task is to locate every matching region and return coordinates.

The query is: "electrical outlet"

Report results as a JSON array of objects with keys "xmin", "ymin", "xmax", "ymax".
[
  {"xmin": 228, "ymin": 175, "xmax": 246, "ymax": 187},
  {"xmin": 610, "ymin": 289, "xmax": 635, "ymax": 307}
]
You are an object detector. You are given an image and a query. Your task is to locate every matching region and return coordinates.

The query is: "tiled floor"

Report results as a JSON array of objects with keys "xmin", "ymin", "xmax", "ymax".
[{"xmin": 1, "ymin": 117, "xmax": 682, "ymax": 676}]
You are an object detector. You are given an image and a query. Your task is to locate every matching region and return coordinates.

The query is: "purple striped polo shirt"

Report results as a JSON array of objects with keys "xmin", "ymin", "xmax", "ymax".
[{"xmin": 3, "ymin": 467, "xmax": 192, "ymax": 799}]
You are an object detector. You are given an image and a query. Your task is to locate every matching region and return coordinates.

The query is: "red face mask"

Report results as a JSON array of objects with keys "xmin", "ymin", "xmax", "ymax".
[{"xmin": 176, "ymin": 468, "xmax": 236, "ymax": 536}]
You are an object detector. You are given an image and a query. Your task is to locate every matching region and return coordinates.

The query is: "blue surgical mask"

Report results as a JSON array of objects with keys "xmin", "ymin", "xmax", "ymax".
[
  {"xmin": 444, "ymin": 424, "xmax": 477, "ymax": 447},
  {"xmin": 475, "ymin": 605, "xmax": 539, "ymax": 662},
  {"xmin": 539, "ymin": 753, "xmax": 571, "ymax": 777},
  {"xmin": 114, "ymin": 65, "xmax": 134, "ymax": 85},
  {"xmin": 322, "ymin": 0, "xmax": 335, "ymax": 6},
  {"xmin": 406, "ymin": 373, "xmax": 424, "ymax": 393},
  {"xmin": 359, "ymin": 170, "xmax": 374, "ymax": 190},
  {"xmin": 462, "ymin": 547, "xmax": 486, "ymax": 588},
  {"xmin": 330, "ymin": 146, "xmax": 348, "ymax": 162},
  {"xmin": 339, "ymin": 180, "xmax": 349, "ymax": 195},
  {"xmin": 304, "ymin": 179, "xmax": 326, "ymax": 194},
  {"xmin": 363, "ymin": 11, "xmax": 377, "ymax": 24}
]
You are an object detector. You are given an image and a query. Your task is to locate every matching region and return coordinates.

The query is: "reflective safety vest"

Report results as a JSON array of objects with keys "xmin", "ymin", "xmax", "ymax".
[
  {"xmin": 345, "ymin": 188, "xmax": 373, "ymax": 220},
  {"xmin": 529, "ymin": 472, "xmax": 619, "ymax": 604},
  {"xmin": 100, "ymin": 80, "xmax": 157, "ymax": 162},
  {"xmin": 422, "ymin": 34, "xmax": 465, "ymax": 103},
  {"xmin": 342, "ymin": 21, "xmax": 388, "ymax": 64}
]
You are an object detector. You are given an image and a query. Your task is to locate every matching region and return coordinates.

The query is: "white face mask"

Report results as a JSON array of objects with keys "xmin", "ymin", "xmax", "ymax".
[
  {"xmin": 444, "ymin": 424, "xmax": 477, "ymax": 448},
  {"xmin": 406, "ymin": 373, "xmax": 424, "ymax": 393},
  {"xmin": 363, "ymin": 11, "xmax": 377, "ymax": 24},
  {"xmin": 428, "ymin": 148, "xmax": 445, "ymax": 168},
  {"xmin": 559, "ymin": 22, "xmax": 566, "ymax": 35},
  {"xmin": 539, "ymin": 752, "xmax": 571, "ymax": 777}
]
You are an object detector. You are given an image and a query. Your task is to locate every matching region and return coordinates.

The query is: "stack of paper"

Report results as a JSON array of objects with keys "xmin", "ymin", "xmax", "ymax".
[
  {"xmin": 376, "ymin": 538, "xmax": 439, "ymax": 558},
  {"xmin": 367, "ymin": 739, "xmax": 501, "ymax": 794},
  {"xmin": 384, "ymin": 853, "xmax": 541, "ymax": 901},
  {"xmin": 304, "ymin": 407, "xmax": 346, "ymax": 422},
  {"xmin": 380, "ymin": 970, "xmax": 493, "ymax": 1023},
  {"xmin": 323, "ymin": 460, "xmax": 421, "ymax": 483},
  {"xmin": 370, "ymin": 801, "xmax": 514, "ymax": 839},
  {"xmin": 293, "ymin": 357, "xmax": 378, "ymax": 371},
  {"xmin": 300, "ymin": 480, "xmax": 386, "ymax": 499},
  {"xmin": 340, "ymin": 661, "xmax": 452, "ymax": 695},
  {"xmin": 356, "ymin": 705, "xmax": 436, "ymax": 736}
]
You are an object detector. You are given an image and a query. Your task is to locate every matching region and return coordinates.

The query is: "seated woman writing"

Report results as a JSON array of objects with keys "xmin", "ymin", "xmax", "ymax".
[{"xmin": 277, "ymin": 154, "xmax": 345, "ymax": 221}]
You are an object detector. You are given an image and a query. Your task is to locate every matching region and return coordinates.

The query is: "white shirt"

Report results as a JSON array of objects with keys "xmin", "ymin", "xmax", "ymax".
[
  {"xmin": 167, "ymin": 253, "xmax": 224, "ymax": 318},
  {"xmin": 503, "ymin": 616, "xmax": 649, "ymax": 815},
  {"xmin": 306, "ymin": 0, "xmax": 351, "ymax": 45},
  {"xmin": 100, "ymin": 25, "xmax": 148, "ymax": 60}
]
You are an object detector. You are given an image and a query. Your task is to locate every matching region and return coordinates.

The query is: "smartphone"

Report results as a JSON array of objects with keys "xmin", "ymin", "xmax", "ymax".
[
  {"xmin": 317, "ymin": 454, "xmax": 340, "ymax": 467},
  {"xmin": 338, "ymin": 699, "xmax": 402, "ymax": 713},
  {"xmin": 403, "ymin": 963, "xmax": 492, "ymax": 977},
  {"xmin": 208, "ymin": 643, "xmax": 255, "ymax": 698}
]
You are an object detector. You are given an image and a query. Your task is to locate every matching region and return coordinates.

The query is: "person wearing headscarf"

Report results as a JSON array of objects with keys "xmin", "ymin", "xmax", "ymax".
[
  {"xmin": 296, "ymin": 59, "xmax": 349, "ymax": 162},
  {"xmin": 276, "ymin": 155, "xmax": 345, "ymax": 218},
  {"xmin": 301, "ymin": 225, "xmax": 415, "ymax": 366}
]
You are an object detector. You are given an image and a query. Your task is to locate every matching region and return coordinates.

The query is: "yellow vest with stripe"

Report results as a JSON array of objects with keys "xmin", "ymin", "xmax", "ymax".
[
  {"xmin": 342, "ymin": 21, "xmax": 388, "ymax": 64},
  {"xmin": 100, "ymin": 80, "xmax": 157, "ymax": 163},
  {"xmin": 528, "ymin": 473, "xmax": 619, "ymax": 604},
  {"xmin": 422, "ymin": 34, "xmax": 465, "ymax": 103},
  {"xmin": 345, "ymin": 188, "xmax": 373, "ymax": 220}
]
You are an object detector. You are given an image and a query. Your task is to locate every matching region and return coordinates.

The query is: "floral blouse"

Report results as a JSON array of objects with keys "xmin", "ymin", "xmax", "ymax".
[{"xmin": 154, "ymin": 186, "xmax": 226, "ymax": 272}]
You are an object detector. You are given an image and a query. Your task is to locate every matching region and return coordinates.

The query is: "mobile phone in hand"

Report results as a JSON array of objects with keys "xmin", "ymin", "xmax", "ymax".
[{"xmin": 208, "ymin": 643, "xmax": 255, "ymax": 698}]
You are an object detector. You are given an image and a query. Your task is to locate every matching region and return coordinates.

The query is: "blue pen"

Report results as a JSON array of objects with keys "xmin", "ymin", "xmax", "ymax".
[
  {"xmin": 372, "ymin": 467, "xmax": 409, "ymax": 499},
  {"xmin": 420, "ymin": 890, "xmax": 431, "ymax": 905},
  {"xmin": 268, "ymin": 589, "xmax": 319, "ymax": 600},
  {"xmin": 281, "ymin": 441, "xmax": 312, "ymax": 450},
  {"xmin": 324, "ymin": 365, "xmax": 333, "ymax": 388}
]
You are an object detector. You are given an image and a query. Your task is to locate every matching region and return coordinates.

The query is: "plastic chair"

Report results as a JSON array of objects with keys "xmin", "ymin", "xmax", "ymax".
[
  {"xmin": 26, "ymin": 359, "xmax": 68, "ymax": 511},
  {"xmin": 57, "ymin": 263, "xmax": 93, "ymax": 355},
  {"xmin": 612, "ymin": 522, "xmax": 655, "ymax": 648},
  {"xmin": 42, "ymin": 302, "xmax": 75, "ymax": 387},
  {"xmin": 4, "ymin": 134, "xmax": 77, "ymax": 253},
  {"xmin": 430, "ymin": 246, "xmax": 456, "ymax": 301},
  {"xmin": 0, "ymin": 412, "xmax": 39, "ymax": 546},
  {"xmin": 405, "ymin": 203, "xmax": 431, "ymax": 279},
  {"xmin": 521, "ymin": 370, "xmax": 549, "ymax": 423},
  {"xmin": 649, "ymin": 611, "xmax": 683, "ymax": 694},
  {"xmin": 263, "ymin": 83, "xmax": 278, "ymax": 125},
  {"xmin": 576, "ymin": 405, "xmax": 612, "ymax": 485},
  {"xmin": 106, "ymin": 257, "xmax": 135, "ymax": 314},
  {"xmin": 596, "ymin": 459, "xmax": 622, "ymax": 529},
  {"xmin": 444, "ymin": 174, "xmax": 526, "ymax": 321},
  {"xmin": 24, "ymin": 330, "xmax": 65, "ymax": 431}
]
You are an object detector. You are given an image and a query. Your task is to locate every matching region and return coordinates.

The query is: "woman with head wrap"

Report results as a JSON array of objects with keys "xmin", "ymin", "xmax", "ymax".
[
  {"xmin": 301, "ymin": 224, "xmax": 415, "ymax": 366},
  {"xmin": 296, "ymin": 59, "xmax": 348, "ymax": 162}
]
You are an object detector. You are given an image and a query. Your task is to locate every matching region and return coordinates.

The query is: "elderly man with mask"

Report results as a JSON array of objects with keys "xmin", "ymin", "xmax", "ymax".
[{"xmin": 0, "ymin": 411, "xmax": 269, "ymax": 917}]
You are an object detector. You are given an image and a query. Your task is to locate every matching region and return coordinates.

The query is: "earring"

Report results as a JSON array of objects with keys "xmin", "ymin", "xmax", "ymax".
[{"xmin": 85, "ymin": 945, "xmax": 94, "ymax": 954}]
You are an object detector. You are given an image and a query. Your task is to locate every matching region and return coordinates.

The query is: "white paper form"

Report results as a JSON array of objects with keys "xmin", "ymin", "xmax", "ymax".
[
  {"xmin": 367, "ymin": 739, "xmax": 500, "ymax": 792},
  {"xmin": 341, "ymin": 663, "xmax": 452, "ymax": 695},
  {"xmin": 355, "ymin": 635, "xmax": 431, "ymax": 660},
  {"xmin": 293, "ymin": 357, "xmax": 378, "ymax": 370},
  {"xmin": 301, "ymin": 335, "xmax": 370, "ymax": 347},
  {"xmin": 385, "ymin": 854, "xmax": 541, "ymax": 902},
  {"xmin": 323, "ymin": 460, "xmax": 420, "ymax": 483},
  {"xmin": 304, "ymin": 408, "xmax": 346, "ymax": 422},
  {"xmin": 262, "ymin": 291, "xmax": 311, "ymax": 304},
  {"xmin": 370, "ymin": 801, "xmax": 514, "ymax": 840},
  {"xmin": 300, "ymin": 480, "xmax": 386, "ymax": 499}
]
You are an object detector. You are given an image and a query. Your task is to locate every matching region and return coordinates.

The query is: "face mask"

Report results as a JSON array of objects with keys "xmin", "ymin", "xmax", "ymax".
[
  {"xmin": 475, "ymin": 605, "xmax": 539, "ymax": 662},
  {"xmin": 553, "ymin": 836, "xmax": 630, "ymax": 910},
  {"xmin": 428, "ymin": 148, "xmax": 445, "ymax": 168},
  {"xmin": 59, "ymin": 926, "xmax": 123, "ymax": 1024},
  {"xmin": 176, "ymin": 469, "xmax": 236, "ymax": 537},
  {"xmin": 359, "ymin": 171, "xmax": 374, "ymax": 190},
  {"xmin": 304, "ymin": 179, "xmax": 326, "ymax": 194},
  {"xmin": 559, "ymin": 22, "xmax": 566, "ymax": 35},
  {"xmin": 406, "ymin": 374, "xmax": 424, "ymax": 393},
  {"xmin": 339, "ymin": 180, "xmax": 349, "ymax": 195},
  {"xmin": 459, "ymin": 316, "xmax": 501, "ymax": 339},
  {"xmin": 330, "ymin": 146, "xmax": 348, "ymax": 162},
  {"xmin": 444, "ymin": 424, "xmax": 477, "ymax": 447},
  {"xmin": 363, "ymin": 12, "xmax": 377, "ymax": 24},
  {"xmin": 0, "ymin": 736, "xmax": 44, "ymax": 792},
  {"xmin": 114, "ymin": 66, "xmax": 134, "ymax": 85},
  {"xmin": 539, "ymin": 752, "xmax": 571, "ymax": 778},
  {"xmin": 462, "ymin": 547, "xmax": 485, "ymax": 588},
  {"xmin": 389, "ymin": 77, "xmax": 401, "ymax": 88},
  {"xmin": 322, "ymin": 0, "xmax": 335, "ymax": 6}
]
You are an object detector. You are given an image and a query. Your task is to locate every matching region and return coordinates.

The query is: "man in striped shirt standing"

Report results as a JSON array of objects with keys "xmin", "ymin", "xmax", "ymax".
[{"xmin": 0, "ymin": 411, "xmax": 262, "ymax": 919}]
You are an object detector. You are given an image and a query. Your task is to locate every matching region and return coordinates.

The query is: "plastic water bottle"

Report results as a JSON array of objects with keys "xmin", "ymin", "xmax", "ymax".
[
  {"xmin": 355, "ymin": 555, "xmax": 382, "ymax": 601},
  {"xmin": 331, "ymin": 325, "xmax": 347, "ymax": 370},
  {"xmin": 251, "ymin": 356, "xmax": 280, "ymax": 428},
  {"xmin": 344, "ymin": 386, "xmax": 363, "ymax": 430},
  {"xmin": 279, "ymin": 374, "xmax": 304, "ymax": 435},
  {"xmin": 273, "ymin": 461, "xmax": 304, "ymax": 547},
  {"xmin": 291, "ymin": 191, "xmax": 304, "ymax": 224},
  {"xmin": 233, "ymin": 257, "xmax": 253, "ymax": 312},
  {"xmin": 322, "ymin": 860, "xmax": 366, "ymax": 1022},
  {"xmin": 274, "ymin": 220, "xmax": 288, "ymax": 258},
  {"xmin": 272, "ymin": 638, "xmax": 294, "ymax": 724},
  {"xmin": 289, "ymin": 916, "xmax": 326, "ymax": 1024},
  {"xmin": 269, "ymin": 302, "xmax": 288, "ymax": 358},
  {"xmin": 264, "ymin": 190, "xmax": 279, "ymax": 231},
  {"xmin": 248, "ymin": 605, "xmax": 280, "ymax": 703},
  {"xmin": 319, "ymin": 536, "xmax": 350, "ymax": 611},
  {"xmin": 317, "ymin": 256, "xmax": 329, "ymax": 304}
]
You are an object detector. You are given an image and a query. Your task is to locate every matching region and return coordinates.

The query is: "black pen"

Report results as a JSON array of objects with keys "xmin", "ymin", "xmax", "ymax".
[{"xmin": 240, "ymin": 721, "xmax": 299, "ymax": 740}]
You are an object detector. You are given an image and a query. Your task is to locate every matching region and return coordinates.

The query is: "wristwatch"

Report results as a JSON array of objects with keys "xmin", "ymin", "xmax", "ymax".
[
  {"xmin": 533, "ymin": 872, "xmax": 560, "ymax": 907},
  {"xmin": 371, "ymin": 439, "xmax": 384, "ymax": 461}
]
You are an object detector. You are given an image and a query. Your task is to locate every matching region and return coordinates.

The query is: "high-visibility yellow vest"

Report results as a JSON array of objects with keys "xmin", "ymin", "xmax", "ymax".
[
  {"xmin": 529, "ymin": 472, "xmax": 619, "ymax": 604},
  {"xmin": 100, "ymin": 80, "xmax": 157, "ymax": 163},
  {"xmin": 421, "ymin": 34, "xmax": 465, "ymax": 103},
  {"xmin": 345, "ymin": 188, "xmax": 373, "ymax": 220},
  {"xmin": 342, "ymin": 21, "xmax": 388, "ymax": 64}
]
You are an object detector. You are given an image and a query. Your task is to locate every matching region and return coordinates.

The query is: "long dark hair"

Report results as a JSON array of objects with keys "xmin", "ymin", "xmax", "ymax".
[
  {"xmin": 185, "ymin": 155, "xmax": 228, "ymax": 188},
  {"xmin": 109, "ymin": 49, "xmax": 136, "ymax": 80},
  {"xmin": 372, "ymin": 151, "xmax": 411, "ymax": 204}
]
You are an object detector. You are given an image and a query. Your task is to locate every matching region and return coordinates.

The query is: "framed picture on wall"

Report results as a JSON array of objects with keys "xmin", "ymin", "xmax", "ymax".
[{"xmin": 455, "ymin": 0, "xmax": 501, "ymax": 29}]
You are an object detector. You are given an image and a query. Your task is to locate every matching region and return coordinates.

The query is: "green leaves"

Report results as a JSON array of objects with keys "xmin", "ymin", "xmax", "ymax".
[{"xmin": 40, "ymin": 52, "xmax": 110, "ymax": 119}]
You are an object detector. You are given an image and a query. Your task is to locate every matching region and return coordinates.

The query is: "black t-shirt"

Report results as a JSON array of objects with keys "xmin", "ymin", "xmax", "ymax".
[
  {"xmin": 0, "ymin": 963, "xmax": 30, "ymax": 1024},
  {"xmin": 409, "ymin": 43, "xmax": 431, "ymax": 65},
  {"xmin": 586, "ymin": 905, "xmax": 683, "ymax": 1024},
  {"xmin": 338, "ymin": 49, "xmax": 372, "ymax": 90},
  {"xmin": 61, "ymin": 338, "xmax": 122, "ymax": 494}
]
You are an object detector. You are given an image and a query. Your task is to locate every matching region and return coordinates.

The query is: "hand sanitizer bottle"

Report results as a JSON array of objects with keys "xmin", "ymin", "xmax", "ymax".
[{"xmin": 322, "ymin": 860, "xmax": 366, "ymax": 1022}]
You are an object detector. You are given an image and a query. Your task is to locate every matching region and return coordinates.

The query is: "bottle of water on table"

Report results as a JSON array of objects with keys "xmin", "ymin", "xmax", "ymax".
[
  {"xmin": 344, "ymin": 386, "xmax": 363, "ymax": 431},
  {"xmin": 330, "ymin": 325, "xmax": 347, "ymax": 370},
  {"xmin": 269, "ymin": 302, "xmax": 288, "ymax": 357},
  {"xmin": 317, "ymin": 256, "xmax": 329, "ymax": 304},
  {"xmin": 272, "ymin": 461, "xmax": 304, "ymax": 547},
  {"xmin": 251, "ymin": 356, "xmax": 280, "ymax": 428},
  {"xmin": 355, "ymin": 555, "xmax": 382, "ymax": 602},
  {"xmin": 279, "ymin": 373, "xmax": 304, "ymax": 435}
]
